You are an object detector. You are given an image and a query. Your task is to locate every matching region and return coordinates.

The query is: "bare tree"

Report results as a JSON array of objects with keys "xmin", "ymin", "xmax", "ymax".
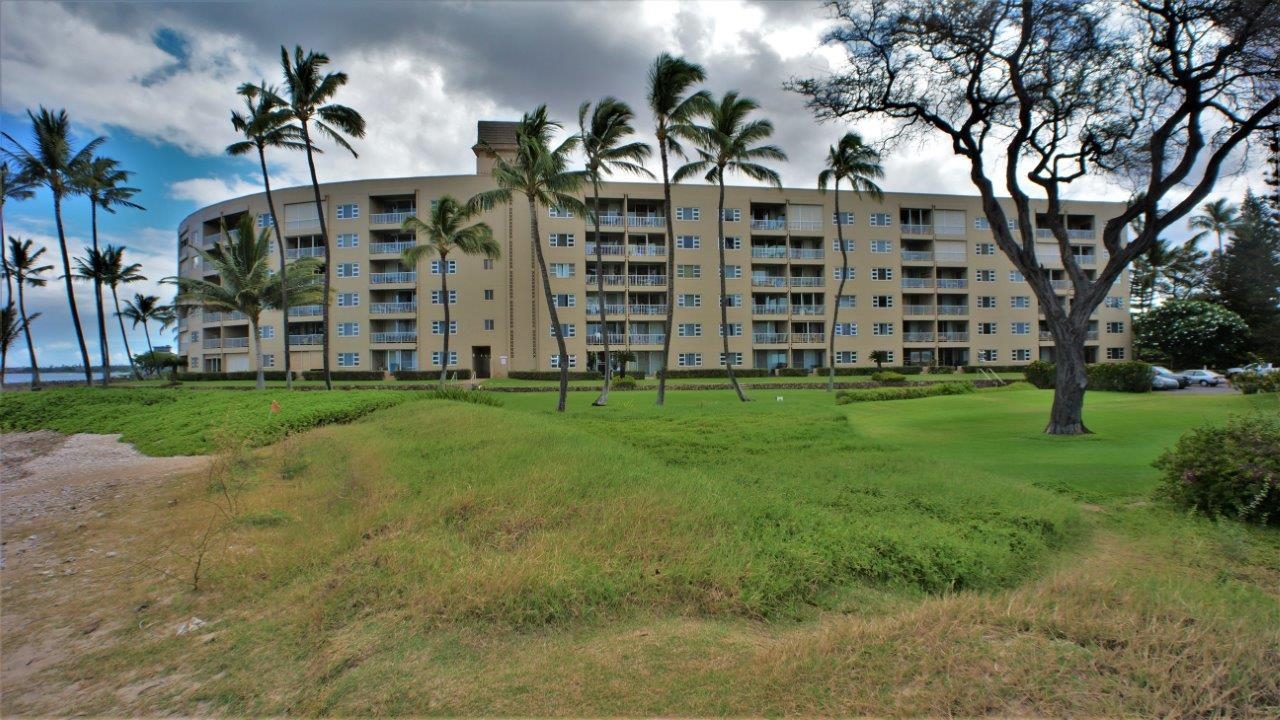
[{"xmin": 791, "ymin": 0, "xmax": 1279, "ymax": 434}]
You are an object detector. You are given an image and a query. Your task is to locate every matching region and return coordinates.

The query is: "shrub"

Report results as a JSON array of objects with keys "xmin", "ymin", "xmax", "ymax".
[
  {"xmin": 1023, "ymin": 360, "xmax": 1056, "ymax": 389},
  {"xmin": 421, "ymin": 387, "xmax": 503, "ymax": 406},
  {"xmin": 775, "ymin": 368, "xmax": 811, "ymax": 377},
  {"xmin": 612, "ymin": 376, "xmax": 638, "ymax": 391},
  {"xmin": 393, "ymin": 369, "xmax": 474, "ymax": 381},
  {"xmin": 1232, "ymin": 371, "xmax": 1280, "ymax": 395},
  {"xmin": 1154, "ymin": 413, "xmax": 1280, "ymax": 525},
  {"xmin": 1087, "ymin": 362, "xmax": 1152, "ymax": 393},
  {"xmin": 302, "ymin": 370, "xmax": 385, "ymax": 382},
  {"xmin": 816, "ymin": 366, "xmax": 925, "ymax": 376},
  {"xmin": 872, "ymin": 371, "xmax": 907, "ymax": 383},
  {"xmin": 836, "ymin": 382, "xmax": 975, "ymax": 404},
  {"xmin": 657, "ymin": 368, "xmax": 769, "ymax": 379}
]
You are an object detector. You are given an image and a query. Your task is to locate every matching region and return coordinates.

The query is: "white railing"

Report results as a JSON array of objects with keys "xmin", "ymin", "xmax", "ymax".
[
  {"xmin": 370, "ymin": 211, "xmax": 415, "ymax": 225},
  {"xmin": 1085, "ymin": 330, "xmax": 1099, "ymax": 340},
  {"xmin": 628, "ymin": 304, "xmax": 667, "ymax": 315},
  {"xmin": 937, "ymin": 305, "xmax": 969, "ymax": 315},
  {"xmin": 749, "ymin": 218, "xmax": 786, "ymax": 230},
  {"xmin": 937, "ymin": 279, "xmax": 969, "ymax": 289},
  {"xmin": 586, "ymin": 333, "xmax": 627, "ymax": 345},
  {"xmin": 628, "ymin": 244, "xmax": 666, "ymax": 257},
  {"xmin": 901, "ymin": 223, "xmax": 932, "ymax": 235},
  {"xmin": 589, "ymin": 214, "xmax": 625, "ymax": 227},
  {"xmin": 585, "ymin": 243, "xmax": 625, "ymax": 256},
  {"xmin": 370, "ymin": 241, "xmax": 416, "ymax": 255},
  {"xmin": 904, "ymin": 332, "xmax": 935, "ymax": 342},
  {"xmin": 286, "ymin": 246, "xmax": 325, "ymax": 259},
  {"xmin": 586, "ymin": 303, "xmax": 627, "ymax": 315},
  {"xmin": 585, "ymin": 274, "xmax": 626, "ymax": 286},
  {"xmin": 793, "ymin": 332, "xmax": 825, "ymax": 343},
  {"xmin": 225, "ymin": 311, "xmax": 247, "ymax": 321},
  {"xmin": 752, "ymin": 277, "xmax": 787, "ymax": 287},
  {"xmin": 285, "ymin": 218, "xmax": 319, "ymax": 231},
  {"xmin": 751, "ymin": 246, "xmax": 789, "ymax": 259},
  {"xmin": 202, "ymin": 338, "xmax": 222, "ymax": 349},
  {"xmin": 290, "ymin": 304, "xmax": 323, "ymax": 316},
  {"xmin": 1040, "ymin": 331, "xmax": 1053, "ymax": 340},
  {"xmin": 223, "ymin": 337, "xmax": 250, "ymax": 349},
  {"xmin": 938, "ymin": 332, "xmax": 969, "ymax": 342},
  {"xmin": 792, "ymin": 304, "xmax": 825, "ymax": 315},
  {"xmin": 1051, "ymin": 280, "xmax": 1072, "ymax": 291},
  {"xmin": 628, "ymin": 333, "xmax": 666, "ymax": 345},
  {"xmin": 1074, "ymin": 254, "xmax": 1097, "ymax": 265},
  {"xmin": 288, "ymin": 334, "xmax": 323, "ymax": 345},
  {"xmin": 902, "ymin": 251, "xmax": 933, "ymax": 261},
  {"xmin": 1068, "ymin": 228, "xmax": 1095, "ymax": 239},
  {"xmin": 371, "ymin": 331, "xmax": 417, "ymax": 343},
  {"xmin": 790, "ymin": 248, "xmax": 825, "ymax": 260},
  {"xmin": 203, "ymin": 311, "xmax": 223, "ymax": 323},
  {"xmin": 626, "ymin": 214, "xmax": 666, "ymax": 228},
  {"xmin": 788, "ymin": 220, "xmax": 822, "ymax": 231},
  {"xmin": 371, "ymin": 302, "xmax": 417, "ymax": 314},
  {"xmin": 902, "ymin": 278, "xmax": 934, "ymax": 288},
  {"xmin": 752, "ymin": 304, "xmax": 790, "ymax": 314},
  {"xmin": 370, "ymin": 271, "xmax": 417, "ymax": 284},
  {"xmin": 904, "ymin": 305, "xmax": 935, "ymax": 315},
  {"xmin": 789, "ymin": 277, "xmax": 824, "ymax": 287},
  {"xmin": 628, "ymin": 275, "xmax": 667, "ymax": 286},
  {"xmin": 753, "ymin": 332, "xmax": 790, "ymax": 343}
]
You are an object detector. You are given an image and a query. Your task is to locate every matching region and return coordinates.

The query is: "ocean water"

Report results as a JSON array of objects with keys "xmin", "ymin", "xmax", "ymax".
[{"xmin": 3, "ymin": 372, "xmax": 130, "ymax": 384}]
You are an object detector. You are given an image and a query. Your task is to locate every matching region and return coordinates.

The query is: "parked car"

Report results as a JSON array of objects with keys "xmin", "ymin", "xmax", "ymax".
[
  {"xmin": 1152, "ymin": 368, "xmax": 1182, "ymax": 390},
  {"xmin": 1226, "ymin": 362, "xmax": 1277, "ymax": 377},
  {"xmin": 1176, "ymin": 369, "xmax": 1225, "ymax": 386},
  {"xmin": 1152, "ymin": 366, "xmax": 1190, "ymax": 388}
]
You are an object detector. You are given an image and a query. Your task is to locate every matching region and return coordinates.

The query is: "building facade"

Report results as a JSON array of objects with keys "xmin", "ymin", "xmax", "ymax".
[{"xmin": 175, "ymin": 123, "xmax": 1132, "ymax": 377}]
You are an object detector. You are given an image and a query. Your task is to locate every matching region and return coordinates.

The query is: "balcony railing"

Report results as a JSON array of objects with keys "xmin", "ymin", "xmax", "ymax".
[
  {"xmin": 788, "ymin": 220, "xmax": 822, "ymax": 231},
  {"xmin": 225, "ymin": 311, "xmax": 247, "ymax": 321},
  {"xmin": 585, "ymin": 243, "xmax": 625, "ymax": 256},
  {"xmin": 370, "ymin": 302, "xmax": 418, "ymax": 314},
  {"xmin": 1068, "ymin": 228, "xmax": 1096, "ymax": 239},
  {"xmin": 904, "ymin": 305, "xmax": 935, "ymax": 315},
  {"xmin": 370, "ymin": 271, "xmax": 417, "ymax": 284},
  {"xmin": 901, "ymin": 251, "xmax": 933, "ymax": 262},
  {"xmin": 586, "ymin": 333, "xmax": 627, "ymax": 345},
  {"xmin": 1085, "ymin": 330, "xmax": 1099, "ymax": 341},
  {"xmin": 904, "ymin": 332, "xmax": 935, "ymax": 342},
  {"xmin": 753, "ymin": 332, "xmax": 790, "ymax": 343},
  {"xmin": 1074, "ymin": 254, "xmax": 1098, "ymax": 265},
  {"xmin": 789, "ymin": 248, "xmax": 825, "ymax": 260},
  {"xmin": 936, "ymin": 279, "xmax": 969, "ymax": 289},
  {"xmin": 902, "ymin": 278, "xmax": 935, "ymax": 288},
  {"xmin": 938, "ymin": 332, "xmax": 969, "ymax": 342},
  {"xmin": 792, "ymin": 304, "xmax": 825, "ymax": 315},
  {"xmin": 371, "ymin": 331, "xmax": 417, "ymax": 344},
  {"xmin": 585, "ymin": 274, "xmax": 626, "ymax": 286},
  {"xmin": 901, "ymin": 223, "xmax": 932, "ymax": 235},
  {"xmin": 370, "ymin": 211, "xmax": 415, "ymax": 225},
  {"xmin": 370, "ymin": 241, "xmax": 416, "ymax": 255},
  {"xmin": 628, "ymin": 244, "xmax": 666, "ymax": 257},
  {"xmin": 223, "ymin": 337, "xmax": 250, "ymax": 349},
  {"xmin": 1051, "ymin": 280, "xmax": 1072, "ymax": 291},
  {"xmin": 628, "ymin": 275, "xmax": 667, "ymax": 286},
  {"xmin": 202, "ymin": 311, "xmax": 223, "ymax": 323},
  {"xmin": 290, "ymin": 304, "xmax": 324, "ymax": 317},
  {"xmin": 788, "ymin": 277, "xmax": 824, "ymax": 287},
  {"xmin": 1040, "ymin": 331, "xmax": 1054, "ymax": 340},
  {"xmin": 289, "ymin": 333, "xmax": 323, "ymax": 345},
  {"xmin": 628, "ymin": 334, "xmax": 666, "ymax": 345},
  {"xmin": 752, "ymin": 276, "xmax": 788, "ymax": 287},
  {"xmin": 935, "ymin": 251, "xmax": 968, "ymax": 262},
  {"xmin": 588, "ymin": 213, "xmax": 624, "ymax": 227},
  {"xmin": 285, "ymin": 246, "xmax": 325, "ymax": 260},
  {"xmin": 937, "ymin": 305, "xmax": 969, "ymax": 316},
  {"xmin": 751, "ymin": 246, "xmax": 789, "ymax": 259},
  {"xmin": 626, "ymin": 214, "xmax": 666, "ymax": 228},
  {"xmin": 793, "ymin": 332, "xmax": 825, "ymax": 343},
  {"xmin": 628, "ymin": 304, "xmax": 666, "ymax": 315},
  {"xmin": 285, "ymin": 218, "xmax": 320, "ymax": 232},
  {"xmin": 749, "ymin": 218, "xmax": 786, "ymax": 231},
  {"xmin": 202, "ymin": 338, "xmax": 221, "ymax": 349},
  {"xmin": 752, "ymin": 304, "xmax": 790, "ymax": 315},
  {"xmin": 586, "ymin": 303, "xmax": 627, "ymax": 316}
]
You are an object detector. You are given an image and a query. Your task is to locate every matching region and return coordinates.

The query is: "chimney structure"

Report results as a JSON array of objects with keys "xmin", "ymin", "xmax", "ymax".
[{"xmin": 472, "ymin": 121, "xmax": 520, "ymax": 175}]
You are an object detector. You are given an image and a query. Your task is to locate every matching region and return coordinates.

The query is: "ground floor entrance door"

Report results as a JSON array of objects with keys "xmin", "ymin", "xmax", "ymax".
[{"xmin": 472, "ymin": 346, "xmax": 491, "ymax": 379}]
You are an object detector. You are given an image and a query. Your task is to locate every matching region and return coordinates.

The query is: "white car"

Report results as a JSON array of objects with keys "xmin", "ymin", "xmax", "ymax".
[
  {"xmin": 1152, "ymin": 370, "xmax": 1181, "ymax": 390},
  {"xmin": 1176, "ymin": 369, "xmax": 1225, "ymax": 386},
  {"xmin": 1226, "ymin": 363, "xmax": 1277, "ymax": 377}
]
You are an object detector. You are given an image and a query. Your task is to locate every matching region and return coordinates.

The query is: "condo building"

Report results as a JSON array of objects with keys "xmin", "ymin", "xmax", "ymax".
[{"xmin": 175, "ymin": 122, "xmax": 1132, "ymax": 377}]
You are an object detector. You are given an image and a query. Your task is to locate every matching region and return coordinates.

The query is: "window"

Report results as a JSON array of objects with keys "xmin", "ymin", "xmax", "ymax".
[
  {"xmin": 260, "ymin": 325, "xmax": 275, "ymax": 339},
  {"xmin": 869, "ymin": 212, "xmax": 891, "ymax": 227},
  {"xmin": 1011, "ymin": 295, "xmax": 1031, "ymax": 309},
  {"xmin": 337, "ymin": 321, "xmax": 360, "ymax": 337},
  {"xmin": 976, "ymin": 269, "xmax": 996, "ymax": 282},
  {"xmin": 721, "ymin": 208, "xmax": 741, "ymax": 222},
  {"xmin": 677, "ymin": 294, "xmax": 701, "ymax": 308},
  {"xmin": 550, "ymin": 263, "xmax": 575, "ymax": 278},
  {"xmin": 833, "ymin": 211, "xmax": 854, "ymax": 225},
  {"xmin": 548, "ymin": 233, "xmax": 575, "ymax": 247},
  {"xmin": 483, "ymin": 289, "xmax": 495, "ymax": 300},
  {"xmin": 430, "ymin": 259, "xmax": 458, "ymax": 274},
  {"xmin": 1106, "ymin": 321, "xmax": 1125, "ymax": 333},
  {"xmin": 549, "ymin": 353, "xmax": 578, "ymax": 368},
  {"xmin": 552, "ymin": 293, "xmax": 576, "ymax": 308},
  {"xmin": 1009, "ymin": 270, "xmax": 1025, "ymax": 282},
  {"xmin": 881, "ymin": 351, "xmax": 896, "ymax": 363},
  {"xmin": 977, "ymin": 349, "xmax": 999, "ymax": 362},
  {"xmin": 725, "ymin": 293, "xmax": 743, "ymax": 308},
  {"xmin": 872, "ymin": 295, "xmax": 894, "ymax": 308},
  {"xmin": 835, "ymin": 350, "xmax": 858, "ymax": 364},
  {"xmin": 871, "ymin": 267, "xmax": 893, "ymax": 280},
  {"xmin": 1106, "ymin": 347, "xmax": 1126, "ymax": 360},
  {"xmin": 257, "ymin": 213, "xmax": 273, "ymax": 228},
  {"xmin": 834, "ymin": 322, "xmax": 858, "ymax": 336},
  {"xmin": 724, "ymin": 236, "xmax": 742, "ymax": 250},
  {"xmin": 431, "ymin": 320, "xmax": 459, "ymax": 335},
  {"xmin": 1105, "ymin": 296, "xmax": 1123, "ymax": 308},
  {"xmin": 975, "ymin": 242, "xmax": 995, "ymax": 255},
  {"xmin": 262, "ymin": 354, "xmax": 275, "ymax": 368},
  {"xmin": 548, "ymin": 206, "xmax": 574, "ymax": 218},
  {"xmin": 678, "ymin": 323, "xmax": 702, "ymax": 337},
  {"xmin": 977, "ymin": 296, "xmax": 997, "ymax": 308},
  {"xmin": 550, "ymin": 323, "xmax": 576, "ymax": 338},
  {"xmin": 719, "ymin": 323, "xmax": 743, "ymax": 337},
  {"xmin": 723, "ymin": 265, "xmax": 742, "ymax": 279},
  {"xmin": 483, "ymin": 258, "xmax": 495, "ymax": 270},
  {"xmin": 838, "ymin": 295, "xmax": 856, "ymax": 308},
  {"xmin": 430, "ymin": 290, "xmax": 458, "ymax": 304},
  {"xmin": 676, "ymin": 235, "xmax": 700, "ymax": 249},
  {"xmin": 677, "ymin": 264, "xmax": 701, "ymax": 278},
  {"xmin": 719, "ymin": 352, "xmax": 743, "ymax": 366},
  {"xmin": 1011, "ymin": 322, "xmax": 1031, "ymax": 335},
  {"xmin": 337, "ymin": 262, "xmax": 359, "ymax": 278},
  {"xmin": 337, "ymin": 292, "xmax": 359, "ymax": 307},
  {"xmin": 337, "ymin": 352, "xmax": 360, "ymax": 367},
  {"xmin": 190, "ymin": 355, "xmax": 199, "ymax": 368},
  {"xmin": 872, "ymin": 322, "xmax": 894, "ymax": 336},
  {"xmin": 870, "ymin": 240, "xmax": 892, "ymax": 253},
  {"xmin": 336, "ymin": 233, "xmax": 359, "ymax": 248},
  {"xmin": 483, "ymin": 319, "xmax": 495, "ymax": 331},
  {"xmin": 676, "ymin": 207, "xmax": 700, "ymax": 221},
  {"xmin": 1013, "ymin": 349, "xmax": 1032, "ymax": 362},
  {"xmin": 336, "ymin": 203, "xmax": 359, "ymax": 219},
  {"xmin": 832, "ymin": 239, "xmax": 855, "ymax": 251},
  {"xmin": 977, "ymin": 322, "xmax": 998, "ymax": 335},
  {"xmin": 189, "ymin": 330, "xmax": 200, "ymax": 342},
  {"xmin": 974, "ymin": 217, "xmax": 990, "ymax": 230},
  {"xmin": 431, "ymin": 350, "xmax": 460, "ymax": 366},
  {"xmin": 833, "ymin": 267, "xmax": 856, "ymax": 279},
  {"xmin": 677, "ymin": 352, "xmax": 702, "ymax": 367}
]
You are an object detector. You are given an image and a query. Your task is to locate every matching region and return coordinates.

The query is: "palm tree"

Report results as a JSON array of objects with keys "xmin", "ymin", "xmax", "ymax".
[
  {"xmin": 1, "ymin": 303, "xmax": 21, "ymax": 387},
  {"xmin": 1189, "ymin": 198, "xmax": 1239, "ymax": 257},
  {"xmin": 471, "ymin": 106, "xmax": 586, "ymax": 412},
  {"xmin": 2, "ymin": 108, "xmax": 103, "ymax": 383},
  {"xmin": 647, "ymin": 53, "xmax": 711, "ymax": 406},
  {"xmin": 577, "ymin": 97, "xmax": 653, "ymax": 406},
  {"xmin": 72, "ymin": 247, "xmax": 113, "ymax": 382},
  {"xmin": 120, "ymin": 293, "xmax": 175, "ymax": 361},
  {"xmin": 1, "ymin": 161, "xmax": 38, "ymax": 307},
  {"xmin": 674, "ymin": 92, "xmax": 787, "ymax": 402},
  {"xmin": 76, "ymin": 156, "xmax": 143, "ymax": 384},
  {"xmin": 277, "ymin": 46, "xmax": 366, "ymax": 390},
  {"xmin": 401, "ymin": 196, "xmax": 500, "ymax": 389},
  {"xmin": 818, "ymin": 132, "xmax": 884, "ymax": 391},
  {"xmin": 100, "ymin": 245, "xmax": 147, "ymax": 379},
  {"xmin": 228, "ymin": 80, "xmax": 310, "ymax": 389},
  {"xmin": 170, "ymin": 214, "xmax": 324, "ymax": 390},
  {"xmin": 4, "ymin": 237, "xmax": 52, "ymax": 389}
]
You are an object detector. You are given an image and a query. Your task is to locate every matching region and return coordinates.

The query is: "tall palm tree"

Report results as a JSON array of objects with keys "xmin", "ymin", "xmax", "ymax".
[
  {"xmin": 1189, "ymin": 198, "xmax": 1239, "ymax": 257},
  {"xmin": 227, "ymin": 80, "xmax": 310, "ymax": 389},
  {"xmin": 277, "ymin": 46, "xmax": 366, "ymax": 390},
  {"xmin": 471, "ymin": 106, "xmax": 586, "ymax": 412},
  {"xmin": 101, "ymin": 245, "xmax": 147, "ymax": 379},
  {"xmin": 72, "ymin": 247, "xmax": 113, "ymax": 382},
  {"xmin": 577, "ymin": 97, "xmax": 653, "ymax": 406},
  {"xmin": 76, "ymin": 156, "xmax": 143, "ymax": 384},
  {"xmin": 647, "ymin": 53, "xmax": 711, "ymax": 406},
  {"xmin": 170, "ymin": 214, "xmax": 324, "ymax": 390},
  {"xmin": 674, "ymin": 91, "xmax": 787, "ymax": 402},
  {"xmin": 2, "ymin": 108, "xmax": 103, "ymax": 383},
  {"xmin": 120, "ymin": 292, "xmax": 175, "ymax": 360},
  {"xmin": 1, "ymin": 303, "xmax": 21, "ymax": 388},
  {"xmin": 1, "ymin": 161, "xmax": 38, "ymax": 307},
  {"xmin": 818, "ymin": 132, "xmax": 884, "ymax": 391},
  {"xmin": 401, "ymin": 196, "xmax": 500, "ymax": 389},
  {"xmin": 4, "ymin": 237, "xmax": 52, "ymax": 389}
]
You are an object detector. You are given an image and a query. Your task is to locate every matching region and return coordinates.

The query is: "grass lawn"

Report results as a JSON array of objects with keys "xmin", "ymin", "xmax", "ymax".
[{"xmin": 2, "ymin": 385, "xmax": 1277, "ymax": 715}]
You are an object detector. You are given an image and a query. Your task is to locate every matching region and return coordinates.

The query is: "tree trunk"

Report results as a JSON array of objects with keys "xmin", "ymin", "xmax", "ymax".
[
  {"xmin": 828, "ymin": 179, "xmax": 847, "ymax": 393},
  {"xmin": 111, "ymin": 286, "xmax": 141, "ymax": 379},
  {"xmin": 1, "ymin": 204, "xmax": 11, "ymax": 305},
  {"xmin": 439, "ymin": 254, "xmax": 450, "ymax": 390},
  {"xmin": 529, "ymin": 198, "xmax": 569, "ymax": 412},
  {"xmin": 1044, "ymin": 324, "xmax": 1091, "ymax": 435},
  {"xmin": 717, "ymin": 176, "xmax": 749, "ymax": 402},
  {"xmin": 17, "ymin": 281, "xmax": 39, "ymax": 389},
  {"xmin": 656, "ymin": 133, "xmax": 674, "ymax": 406},
  {"xmin": 591, "ymin": 178, "xmax": 611, "ymax": 406},
  {"xmin": 53, "ymin": 194, "xmax": 93, "ymax": 384},
  {"xmin": 300, "ymin": 122, "xmax": 333, "ymax": 390},
  {"xmin": 90, "ymin": 201, "xmax": 111, "ymax": 385},
  {"xmin": 142, "ymin": 321, "xmax": 155, "ymax": 376},
  {"xmin": 252, "ymin": 319, "xmax": 264, "ymax": 390},
  {"xmin": 258, "ymin": 145, "xmax": 293, "ymax": 390}
]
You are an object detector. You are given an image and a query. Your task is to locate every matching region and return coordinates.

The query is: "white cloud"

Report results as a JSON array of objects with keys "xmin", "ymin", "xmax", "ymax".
[{"xmin": 169, "ymin": 176, "xmax": 271, "ymax": 207}]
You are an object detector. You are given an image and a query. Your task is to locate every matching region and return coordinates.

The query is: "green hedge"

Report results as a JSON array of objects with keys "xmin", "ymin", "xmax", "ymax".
[
  {"xmin": 1024, "ymin": 361, "xmax": 1056, "ymax": 389},
  {"xmin": 871, "ymin": 371, "xmax": 908, "ymax": 384},
  {"xmin": 836, "ymin": 382, "xmax": 976, "ymax": 404},
  {"xmin": 961, "ymin": 364, "xmax": 1035, "ymax": 373},
  {"xmin": 393, "ymin": 369, "xmax": 474, "ymax": 381},
  {"xmin": 1154, "ymin": 413, "xmax": 1280, "ymax": 525},
  {"xmin": 1232, "ymin": 371, "xmax": 1280, "ymax": 395},
  {"xmin": 179, "ymin": 371, "xmax": 291, "ymax": 381},
  {"xmin": 611, "ymin": 377, "xmax": 638, "ymax": 390},
  {"xmin": 816, "ymin": 366, "xmax": 926, "ymax": 376},
  {"xmin": 1022, "ymin": 361, "xmax": 1152, "ymax": 393},
  {"xmin": 657, "ymin": 368, "xmax": 769, "ymax": 379},
  {"xmin": 507, "ymin": 370, "xmax": 646, "ymax": 381}
]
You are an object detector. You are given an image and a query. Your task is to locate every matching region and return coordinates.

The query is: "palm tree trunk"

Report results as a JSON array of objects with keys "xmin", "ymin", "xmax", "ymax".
[
  {"xmin": 16, "ymin": 282, "xmax": 40, "ymax": 389},
  {"xmin": 257, "ymin": 145, "xmax": 293, "ymax": 390},
  {"xmin": 529, "ymin": 197, "xmax": 569, "ymax": 412},
  {"xmin": 592, "ymin": 179, "xmax": 611, "ymax": 406},
  {"xmin": 252, "ymin": 319, "xmax": 264, "ymax": 390},
  {"xmin": 53, "ymin": 194, "xmax": 93, "ymax": 384},
  {"xmin": 110, "ymin": 286, "xmax": 141, "ymax": 379},
  {"xmin": 717, "ymin": 175, "xmax": 748, "ymax": 402},
  {"xmin": 656, "ymin": 134, "xmax": 674, "ymax": 406},
  {"xmin": 829, "ymin": 179, "xmax": 847, "ymax": 393},
  {"xmin": 141, "ymin": 321, "xmax": 155, "ymax": 375},
  {"xmin": 299, "ymin": 122, "xmax": 333, "ymax": 390},
  {"xmin": 1, "ymin": 206, "xmax": 11, "ymax": 307},
  {"xmin": 90, "ymin": 202, "xmax": 111, "ymax": 385},
  {"xmin": 439, "ymin": 254, "xmax": 450, "ymax": 390}
]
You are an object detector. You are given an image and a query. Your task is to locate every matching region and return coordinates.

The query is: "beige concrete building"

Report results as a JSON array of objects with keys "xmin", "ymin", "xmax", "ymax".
[{"xmin": 175, "ymin": 123, "xmax": 1132, "ymax": 377}]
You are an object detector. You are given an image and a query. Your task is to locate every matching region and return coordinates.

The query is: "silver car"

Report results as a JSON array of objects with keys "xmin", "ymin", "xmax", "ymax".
[
  {"xmin": 1177, "ymin": 369, "xmax": 1224, "ymax": 386},
  {"xmin": 1152, "ymin": 370, "xmax": 1181, "ymax": 390}
]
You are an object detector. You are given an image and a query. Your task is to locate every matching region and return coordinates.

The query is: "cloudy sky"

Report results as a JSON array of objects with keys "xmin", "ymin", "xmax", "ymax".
[{"xmin": 0, "ymin": 0, "xmax": 1268, "ymax": 367}]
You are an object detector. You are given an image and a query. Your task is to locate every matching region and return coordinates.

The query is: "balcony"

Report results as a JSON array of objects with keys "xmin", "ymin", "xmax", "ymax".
[
  {"xmin": 628, "ymin": 244, "xmax": 666, "ymax": 257},
  {"xmin": 285, "ymin": 246, "xmax": 325, "ymax": 260},
  {"xmin": 1068, "ymin": 228, "xmax": 1095, "ymax": 239},
  {"xmin": 938, "ymin": 332, "xmax": 970, "ymax": 342},
  {"xmin": 370, "ymin": 240, "xmax": 416, "ymax": 255},
  {"xmin": 285, "ymin": 217, "xmax": 320, "ymax": 233},
  {"xmin": 289, "ymin": 333, "xmax": 323, "ymax": 345},
  {"xmin": 789, "ymin": 248, "xmax": 825, "ymax": 260},
  {"xmin": 224, "ymin": 311, "xmax": 247, "ymax": 322},
  {"xmin": 202, "ymin": 233, "xmax": 221, "ymax": 249},
  {"xmin": 751, "ymin": 246, "xmax": 789, "ymax": 259},
  {"xmin": 936, "ymin": 279, "xmax": 969, "ymax": 289},
  {"xmin": 904, "ymin": 332, "xmax": 935, "ymax": 342},
  {"xmin": 628, "ymin": 333, "xmax": 666, "ymax": 345},
  {"xmin": 1039, "ymin": 331, "xmax": 1054, "ymax": 341},
  {"xmin": 792, "ymin": 304, "xmax": 825, "ymax": 316},
  {"xmin": 903, "ymin": 305, "xmax": 935, "ymax": 316},
  {"xmin": 752, "ymin": 304, "xmax": 790, "ymax": 315},
  {"xmin": 1085, "ymin": 330, "xmax": 1099, "ymax": 341},
  {"xmin": 901, "ymin": 223, "xmax": 932, "ymax": 235},
  {"xmin": 290, "ymin": 304, "xmax": 324, "ymax": 317},
  {"xmin": 753, "ymin": 332, "xmax": 790, "ymax": 343},
  {"xmin": 627, "ymin": 303, "xmax": 667, "ymax": 316},
  {"xmin": 788, "ymin": 277, "xmax": 824, "ymax": 287},
  {"xmin": 370, "ymin": 271, "xmax": 417, "ymax": 284},
  {"xmin": 202, "ymin": 311, "xmax": 223, "ymax": 323},
  {"xmin": 628, "ymin": 275, "xmax": 667, "ymax": 286},
  {"xmin": 223, "ymin": 337, "xmax": 250, "ymax": 349},
  {"xmin": 587, "ymin": 303, "xmax": 627, "ymax": 316},
  {"xmin": 588, "ymin": 213, "xmax": 624, "ymax": 227},
  {"xmin": 935, "ymin": 251, "xmax": 968, "ymax": 262},
  {"xmin": 1074, "ymin": 254, "xmax": 1098, "ymax": 265},
  {"xmin": 788, "ymin": 220, "xmax": 822, "ymax": 231},
  {"xmin": 749, "ymin": 218, "xmax": 786, "ymax": 231},
  {"xmin": 901, "ymin": 278, "xmax": 934, "ymax": 289},
  {"xmin": 202, "ymin": 338, "xmax": 221, "ymax": 349},
  {"xmin": 370, "ymin": 211, "xmax": 415, "ymax": 226},
  {"xmin": 752, "ymin": 276, "xmax": 788, "ymax": 288},
  {"xmin": 937, "ymin": 305, "xmax": 969, "ymax": 316},
  {"xmin": 793, "ymin": 332, "xmax": 825, "ymax": 343},
  {"xmin": 585, "ymin": 243, "xmax": 625, "ymax": 256},
  {"xmin": 586, "ymin": 332, "xmax": 627, "ymax": 345},
  {"xmin": 585, "ymin": 274, "xmax": 626, "ymax": 286},
  {"xmin": 371, "ymin": 331, "xmax": 417, "ymax": 344},
  {"xmin": 370, "ymin": 302, "xmax": 418, "ymax": 314},
  {"xmin": 626, "ymin": 214, "xmax": 666, "ymax": 228},
  {"xmin": 1051, "ymin": 280, "xmax": 1072, "ymax": 291},
  {"xmin": 901, "ymin": 251, "xmax": 933, "ymax": 262}
]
